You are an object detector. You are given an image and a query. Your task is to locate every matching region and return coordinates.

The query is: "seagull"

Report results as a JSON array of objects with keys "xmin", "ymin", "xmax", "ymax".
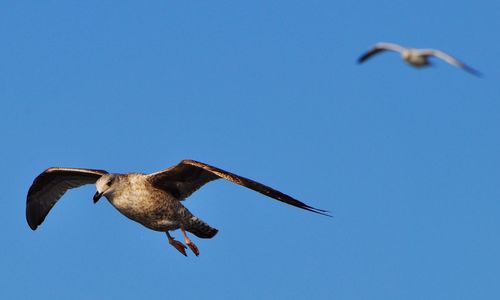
[
  {"xmin": 26, "ymin": 159, "xmax": 330, "ymax": 256},
  {"xmin": 357, "ymin": 42, "xmax": 481, "ymax": 76}
]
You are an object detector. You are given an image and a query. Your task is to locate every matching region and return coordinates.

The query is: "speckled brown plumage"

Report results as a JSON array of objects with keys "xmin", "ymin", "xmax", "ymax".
[{"xmin": 26, "ymin": 159, "xmax": 330, "ymax": 256}]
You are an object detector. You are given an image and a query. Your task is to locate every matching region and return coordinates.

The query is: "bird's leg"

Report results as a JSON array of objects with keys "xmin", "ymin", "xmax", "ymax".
[
  {"xmin": 181, "ymin": 227, "xmax": 199, "ymax": 256},
  {"xmin": 166, "ymin": 232, "xmax": 187, "ymax": 256}
]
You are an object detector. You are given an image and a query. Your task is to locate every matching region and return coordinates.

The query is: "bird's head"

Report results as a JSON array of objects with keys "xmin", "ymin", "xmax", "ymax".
[{"xmin": 93, "ymin": 174, "xmax": 119, "ymax": 203}]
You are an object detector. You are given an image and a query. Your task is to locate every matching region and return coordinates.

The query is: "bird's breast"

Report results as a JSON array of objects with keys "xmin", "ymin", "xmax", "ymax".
[
  {"xmin": 406, "ymin": 54, "xmax": 428, "ymax": 67},
  {"xmin": 106, "ymin": 178, "xmax": 181, "ymax": 228}
]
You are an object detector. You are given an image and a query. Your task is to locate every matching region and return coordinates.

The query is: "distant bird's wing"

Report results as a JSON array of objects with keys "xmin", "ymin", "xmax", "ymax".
[
  {"xmin": 26, "ymin": 167, "xmax": 108, "ymax": 230},
  {"xmin": 420, "ymin": 49, "xmax": 482, "ymax": 76},
  {"xmin": 148, "ymin": 159, "xmax": 331, "ymax": 216},
  {"xmin": 357, "ymin": 42, "xmax": 406, "ymax": 63}
]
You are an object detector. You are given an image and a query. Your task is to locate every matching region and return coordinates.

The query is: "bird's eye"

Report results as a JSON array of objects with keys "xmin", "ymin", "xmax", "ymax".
[{"xmin": 107, "ymin": 178, "xmax": 114, "ymax": 186}]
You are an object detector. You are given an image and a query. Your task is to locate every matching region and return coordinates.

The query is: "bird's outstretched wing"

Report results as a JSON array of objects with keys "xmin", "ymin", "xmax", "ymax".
[
  {"xmin": 420, "ymin": 49, "xmax": 482, "ymax": 76},
  {"xmin": 148, "ymin": 160, "xmax": 331, "ymax": 216},
  {"xmin": 26, "ymin": 167, "xmax": 108, "ymax": 230},
  {"xmin": 358, "ymin": 42, "xmax": 406, "ymax": 63}
]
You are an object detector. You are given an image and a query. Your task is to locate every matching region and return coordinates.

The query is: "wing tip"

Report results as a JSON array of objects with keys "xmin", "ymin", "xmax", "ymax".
[
  {"xmin": 464, "ymin": 66, "xmax": 483, "ymax": 77},
  {"xmin": 26, "ymin": 203, "xmax": 40, "ymax": 230},
  {"xmin": 26, "ymin": 215, "xmax": 40, "ymax": 230},
  {"xmin": 357, "ymin": 53, "xmax": 369, "ymax": 64},
  {"xmin": 302, "ymin": 204, "xmax": 333, "ymax": 217}
]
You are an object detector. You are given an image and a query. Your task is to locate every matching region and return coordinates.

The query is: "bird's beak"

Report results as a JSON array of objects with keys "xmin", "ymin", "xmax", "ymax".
[{"xmin": 93, "ymin": 191, "xmax": 103, "ymax": 203}]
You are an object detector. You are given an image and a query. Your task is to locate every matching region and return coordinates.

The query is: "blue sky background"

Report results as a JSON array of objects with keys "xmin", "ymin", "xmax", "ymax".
[{"xmin": 2, "ymin": 1, "xmax": 500, "ymax": 299}]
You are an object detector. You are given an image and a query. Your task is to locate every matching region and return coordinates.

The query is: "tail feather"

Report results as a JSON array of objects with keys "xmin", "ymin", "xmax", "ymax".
[{"xmin": 186, "ymin": 217, "xmax": 218, "ymax": 239}]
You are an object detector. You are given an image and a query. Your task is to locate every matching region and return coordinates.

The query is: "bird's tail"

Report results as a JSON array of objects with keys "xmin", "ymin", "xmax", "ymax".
[{"xmin": 186, "ymin": 217, "xmax": 218, "ymax": 239}]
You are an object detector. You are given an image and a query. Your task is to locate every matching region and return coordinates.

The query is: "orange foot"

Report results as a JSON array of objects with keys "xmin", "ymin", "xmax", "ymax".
[
  {"xmin": 169, "ymin": 239, "xmax": 187, "ymax": 256},
  {"xmin": 186, "ymin": 240, "xmax": 199, "ymax": 256},
  {"xmin": 166, "ymin": 233, "xmax": 188, "ymax": 256},
  {"xmin": 181, "ymin": 227, "xmax": 200, "ymax": 256}
]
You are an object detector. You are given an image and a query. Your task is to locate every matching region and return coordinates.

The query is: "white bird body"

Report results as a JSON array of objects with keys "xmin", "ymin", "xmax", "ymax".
[
  {"xmin": 402, "ymin": 50, "xmax": 429, "ymax": 67},
  {"xmin": 358, "ymin": 42, "xmax": 481, "ymax": 76}
]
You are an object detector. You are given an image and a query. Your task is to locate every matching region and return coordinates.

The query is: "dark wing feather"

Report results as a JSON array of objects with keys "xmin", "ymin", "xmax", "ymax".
[
  {"xmin": 26, "ymin": 167, "xmax": 108, "ymax": 230},
  {"xmin": 358, "ymin": 47, "xmax": 388, "ymax": 63},
  {"xmin": 357, "ymin": 42, "xmax": 405, "ymax": 64},
  {"xmin": 147, "ymin": 162, "xmax": 220, "ymax": 200},
  {"xmin": 148, "ymin": 160, "xmax": 330, "ymax": 216}
]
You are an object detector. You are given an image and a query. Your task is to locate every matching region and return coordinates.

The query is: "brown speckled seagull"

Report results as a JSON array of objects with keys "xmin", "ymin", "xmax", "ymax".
[
  {"xmin": 358, "ymin": 42, "xmax": 481, "ymax": 76},
  {"xmin": 26, "ymin": 159, "xmax": 330, "ymax": 256}
]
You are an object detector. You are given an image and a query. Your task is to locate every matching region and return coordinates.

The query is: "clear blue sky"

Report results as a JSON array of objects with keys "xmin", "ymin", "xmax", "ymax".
[{"xmin": 2, "ymin": 1, "xmax": 500, "ymax": 299}]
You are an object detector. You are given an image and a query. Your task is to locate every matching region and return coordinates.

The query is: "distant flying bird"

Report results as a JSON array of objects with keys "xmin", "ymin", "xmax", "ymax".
[
  {"xmin": 357, "ymin": 42, "xmax": 481, "ymax": 76},
  {"xmin": 26, "ymin": 160, "xmax": 329, "ymax": 256}
]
